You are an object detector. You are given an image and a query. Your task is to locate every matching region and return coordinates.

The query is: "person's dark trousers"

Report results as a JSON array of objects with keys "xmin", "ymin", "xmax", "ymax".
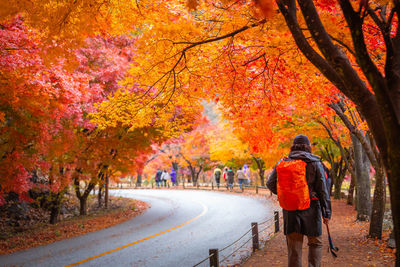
[
  {"xmin": 286, "ymin": 232, "xmax": 322, "ymax": 267},
  {"xmin": 215, "ymin": 178, "xmax": 220, "ymax": 188}
]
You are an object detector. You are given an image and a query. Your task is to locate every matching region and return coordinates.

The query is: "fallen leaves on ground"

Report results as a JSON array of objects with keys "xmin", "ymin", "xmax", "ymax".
[{"xmin": 0, "ymin": 196, "xmax": 149, "ymax": 254}]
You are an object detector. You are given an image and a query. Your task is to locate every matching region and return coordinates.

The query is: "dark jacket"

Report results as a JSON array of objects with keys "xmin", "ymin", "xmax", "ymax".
[
  {"xmin": 155, "ymin": 170, "xmax": 162, "ymax": 182},
  {"xmin": 266, "ymin": 150, "xmax": 331, "ymax": 236},
  {"xmin": 227, "ymin": 169, "xmax": 234, "ymax": 183}
]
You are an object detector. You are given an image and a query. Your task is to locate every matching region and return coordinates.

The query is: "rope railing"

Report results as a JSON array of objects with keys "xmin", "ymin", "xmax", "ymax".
[
  {"xmin": 219, "ymin": 233, "xmax": 256, "ymax": 264},
  {"xmin": 218, "ymin": 224, "xmax": 256, "ymax": 253},
  {"xmin": 193, "ymin": 252, "xmax": 214, "ymax": 267},
  {"xmin": 258, "ymin": 216, "xmax": 275, "ymax": 226},
  {"xmin": 258, "ymin": 220, "xmax": 276, "ymax": 234},
  {"xmin": 192, "ymin": 211, "xmax": 282, "ymax": 267},
  {"xmin": 257, "ymin": 186, "xmax": 268, "ymax": 189}
]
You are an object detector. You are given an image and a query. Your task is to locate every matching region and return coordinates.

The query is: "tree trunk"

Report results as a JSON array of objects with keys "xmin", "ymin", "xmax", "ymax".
[
  {"xmin": 328, "ymin": 168, "xmax": 334, "ymax": 196},
  {"xmin": 172, "ymin": 161, "xmax": 179, "ymax": 183},
  {"xmin": 259, "ymin": 169, "xmax": 265, "ymax": 186},
  {"xmin": 386, "ymin": 124, "xmax": 400, "ymax": 259},
  {"xmin": 49, "ymin": 191, "xmax": 64, "ymax": 224},
  {"xmin": 369, "ymin": 165, "xmax": 386, "ymax": 239},
  {"xmin": 136, "ymin": 174, "xmax": 142, "ymax": 187},
  {"xmin": 252, "ymin": 157, "xmax": 265, "ymax": 186},
  {"xmin": 98, "ymin": 184, "xmax": 103, "ymax": 208},
  {"xmin": 79, "ymin": 197, "xmax": 87, "ymax": 216},
  {"xmin": 74, "ymin": 176, "xmax": 96, "ymax": 216},
  {"xmin": 347, "ymin": 172, "xmax": 356, "ymax": 205},
  {"xmin": 189, "ymin": 165, "xmax": 196, "ymax": 185},
  {"xmin": 334, "ymin": 159, "xmax": 347, "ymax": 199},
  {"xmin": 333, "ymin": 178, "xmax": 344, "ymax": 200},
  {"xmin": 195, "ymin": 166, "xmax": 203, "ymax": 185},
  {"xmin": 332, "ymin": 162, "xmax": 340, "ymax": 199},
  {"xmin": 49, "ymin": 206, "xmax": 60, "ymax": 224},
  {"xmin": 352, "ymin": 134, "xmax": 371, "ymax": 221},
  {"xmin": 105, "ymin": 173, "xmax": 109, "ymax": 209}
]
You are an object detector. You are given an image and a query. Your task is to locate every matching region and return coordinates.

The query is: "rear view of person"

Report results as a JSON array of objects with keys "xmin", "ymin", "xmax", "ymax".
[
  {"xmin": 155, "ymin": 169, "xmax": 162, "ymax": 188},
  {"xmin": 161, "ymin": 170, "xmax": 170, "ymax": 187},
  {"xmin": 266, "ymin": 134, "xmax": 331, "ymax": 267},
  {"xmin": 227, "ymin": 167, "xmax": 234, "ymax": 192},
  {"xmin": 236, "ymin": 167, "xmax": 246, "ymax": 192},
  {"xmin": 170, "ymin": 168, "xmax": 177, "ymax": 186},
  {"xmin": 214, "ymin": 167, "xmax": 222, "ymax": 189},
  {"xmin": 223, "ymin": 167, "xmax": 228, "ymax": 184},
  {"xmin": 243, "ymin": 164, "xmax": 250, "ymax": 185}
]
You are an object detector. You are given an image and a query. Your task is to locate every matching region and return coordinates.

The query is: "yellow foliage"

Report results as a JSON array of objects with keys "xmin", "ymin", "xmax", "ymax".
[
  {"xmin": 91, "ymin": 89, "xmax": 201, "ymax": 139},
  {"xmin": 208, "ymin": 123, "xmax": 250, "ymax": 162}
]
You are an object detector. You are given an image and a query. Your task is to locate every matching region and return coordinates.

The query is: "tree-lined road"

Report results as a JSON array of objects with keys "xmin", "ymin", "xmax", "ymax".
[{"xmin": 0, "ymin": 190, "xmax": 276, "ymax": 267}]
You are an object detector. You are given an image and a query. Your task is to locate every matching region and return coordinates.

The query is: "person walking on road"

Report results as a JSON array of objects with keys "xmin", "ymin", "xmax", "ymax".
[
  {"xmin": 236, "ymin": 167, "xmax": 246, "ymax": 192},
  {"xmin": 170, "ymin": 168, "xmax": 177, "ymax": 186},
  {"xmin": 243, "ymin": 164, "xmax": 250, "ymax": 185},
  {"xmin": 223, "ymin": 167, "xmax": 228, "ymax": 184},
  {"xmin": 155, "ymin": 169, "xmax": 162, "ymax": 188},
  {"xmin": 161, "ymin": 170, "xmax": 170, "ymax": 187},
  {"xmin": 266, "ymin": 134, "xmax": 331, "ymax": 267},
  {"xmin": 214, "ymin": 167, "xmax": 222, "ymax": 189},
  {"xmin": 227, "ymin": 167, "xmax": 235, "ymax": 191}
]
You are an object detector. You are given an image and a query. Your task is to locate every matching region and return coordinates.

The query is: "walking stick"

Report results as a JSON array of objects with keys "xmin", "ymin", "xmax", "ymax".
[{"xmin": 326, "ymin": 223, "xmax": 339, "ymax": 257}]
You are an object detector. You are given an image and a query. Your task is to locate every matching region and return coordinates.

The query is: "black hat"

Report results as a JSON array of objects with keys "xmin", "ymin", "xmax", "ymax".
[{"xmin": 293, "ymin": 134, "xmax": 310, "ymax": 146}]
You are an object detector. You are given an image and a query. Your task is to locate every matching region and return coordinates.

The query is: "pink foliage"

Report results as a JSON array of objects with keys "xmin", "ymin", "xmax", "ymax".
[
  {"xmin": 0, "ymin": 17, "xmax": 160, "ymax": 204},
  {"xmin": 0, "ymin": 18, "xmax": 138, "ymax": 200}
]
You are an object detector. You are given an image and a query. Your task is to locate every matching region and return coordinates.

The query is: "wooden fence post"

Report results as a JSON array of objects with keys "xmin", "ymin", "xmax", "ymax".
[
  {"xmin": 252, "ymin": 222, "xmax": 259, "ymax": 252},
  {"xmin": 209, "ymin": 249, "xmax": 219, "ymax": 267},
  {"xmin": 274, "ymin": 211, "xmax": 280, "ymax": 233}
]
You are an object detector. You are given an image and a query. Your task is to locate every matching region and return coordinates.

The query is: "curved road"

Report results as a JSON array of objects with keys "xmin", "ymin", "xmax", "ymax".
[{"xmin": 0, "ymin": 189, "xmax": 277, "ymax": 267}]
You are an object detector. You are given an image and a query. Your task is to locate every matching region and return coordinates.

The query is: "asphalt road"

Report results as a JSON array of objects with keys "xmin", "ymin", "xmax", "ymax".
[{"xmin": 0, "ymin": 189, "xmax": 277, "ymax": 267}]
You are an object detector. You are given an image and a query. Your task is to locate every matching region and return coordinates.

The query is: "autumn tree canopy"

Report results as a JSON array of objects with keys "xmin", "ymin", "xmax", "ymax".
[{"xmin": 1, "ymin": 0, "xmax": 400, "ymax": 262}]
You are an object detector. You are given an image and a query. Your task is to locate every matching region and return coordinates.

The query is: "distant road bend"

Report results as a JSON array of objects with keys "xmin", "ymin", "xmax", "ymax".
[{"xmin": 0, "ymin": 189, "xmax": 276, "ymax": 267}]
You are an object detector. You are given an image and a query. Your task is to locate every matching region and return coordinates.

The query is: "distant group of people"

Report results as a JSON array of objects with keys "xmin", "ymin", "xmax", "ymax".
[
  {"xmin": 155, "ymin": 169, "xmax": 177, "ymax": 187},
  {"xmin": 213, "ymin": 165, "xmax": 250, "ymax": 191}
]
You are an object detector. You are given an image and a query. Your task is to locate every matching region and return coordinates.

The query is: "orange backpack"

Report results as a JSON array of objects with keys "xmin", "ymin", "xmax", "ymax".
[{"xmin": 276, "ymin": 158, "xmax": 310, "ymax": 211}]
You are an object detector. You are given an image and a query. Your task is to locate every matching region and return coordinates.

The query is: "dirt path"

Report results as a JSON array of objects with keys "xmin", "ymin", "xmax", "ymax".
[{"xmin": 243, "ymin": 199, "xmax": 395, "ymax": 267}]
